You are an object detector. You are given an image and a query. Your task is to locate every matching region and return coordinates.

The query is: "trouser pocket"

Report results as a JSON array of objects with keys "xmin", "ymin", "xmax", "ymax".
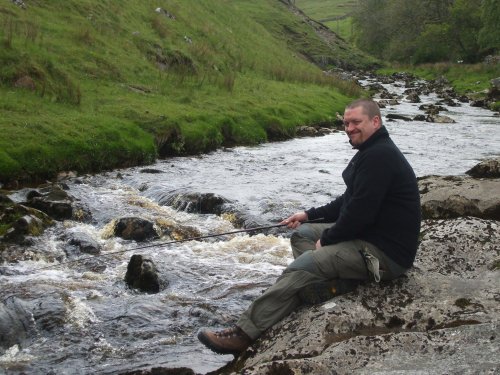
[{"xmin": 359, "ymin": 247, "xmax": 382, "ymax": 282}]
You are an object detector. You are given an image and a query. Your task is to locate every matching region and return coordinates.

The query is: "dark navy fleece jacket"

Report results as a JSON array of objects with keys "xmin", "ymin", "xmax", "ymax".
[{"xmin": 305, "ymin": 126, "xmax": 421, "ymax": 269}]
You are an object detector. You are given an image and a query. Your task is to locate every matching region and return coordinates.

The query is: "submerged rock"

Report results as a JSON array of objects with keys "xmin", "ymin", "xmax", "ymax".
[
  {"xmin": 125, "ymin": 254, "xmax": 162, "ymax": 294},
  {"xmin": 63, "ymin": 231, "xmax": 102, "ymax": 255},
  {"xmin": 158, "ymin": 191, "xmax": 231, "ymax": 215},
  {"xmin": 0, "ymin": 297, "xmax": 35, "ymax": 350},
  {"xmin": 114, "ymin": 217, "xmax": 159, "ymax": 242}
]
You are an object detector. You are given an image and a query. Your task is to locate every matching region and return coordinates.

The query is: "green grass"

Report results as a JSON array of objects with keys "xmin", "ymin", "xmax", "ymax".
[
  {"xmin": 0, "ymin": 0, "xmax": 371, "ymax": 185},
  {"xmin": 295, "ymin": 0, "xmax": 356, "ymax": 19},
  {"xmin": 324, "ymin": 17, "xmax": 354, "ymax": 42},
  {"xmin": 295, "ymin": 0, "xmax": 356, "ymax": 41}
]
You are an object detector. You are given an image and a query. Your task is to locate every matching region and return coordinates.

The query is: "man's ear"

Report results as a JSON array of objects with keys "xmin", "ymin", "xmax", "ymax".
[{"xmin": 372, "ymin": 115, "xmax": 382, "ymax": 129}]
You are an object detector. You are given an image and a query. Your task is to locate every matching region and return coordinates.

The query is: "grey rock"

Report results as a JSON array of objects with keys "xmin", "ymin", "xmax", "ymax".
[
  {"xmin": 419, "ymin": 175, "xmax": 500, "ymax": 220},
  {"xmin": 386, "ymin": 113, "xmax": 413, "ymax": 121},
  {"xmin": 426, "ymin": 114, "xmax": 456, "ymax": 123},
  {"xmin": 406, "ymin": 92, "xmax": 421, "ymax": 103},
  {"xmin": 158, "ymin": 191, "xmax": 231, "ymax": 215},
  {"xmin": 24, "ymin": 183, "xmax": 91, "ymax": 222},
  {"xmin": 114, "ymin": 217, "xmax": 159, "ymax": 242},
  {"xmin": 0, "ymin": 297, "xmax": 34, "ymax": 349},
  {"xmin": 231, "ymin": 217, "xmax": 499, "ymax": 374},
  {"xmin": 296, "ymin": 126, "xmax": 318, "ymax": 137},
  {"xmin": 65, "ymin": 231, "xmax": 102, "ymax": 255},
  {"xmin": 139, "ymin": 168, "xmax": 164, "ymax": 174},
  {"xmin": 378, "ymin": 99, "xmax": 399, "ymax": 106},
  {"xmin": 466, "ymin": 158, "xmax": 500, "ymax": 178}
]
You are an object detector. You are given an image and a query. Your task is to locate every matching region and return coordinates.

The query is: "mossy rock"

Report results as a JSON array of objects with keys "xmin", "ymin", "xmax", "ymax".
[{"xmin": 0, "ymin": 193, "xmax": 54, "ymax": 238}]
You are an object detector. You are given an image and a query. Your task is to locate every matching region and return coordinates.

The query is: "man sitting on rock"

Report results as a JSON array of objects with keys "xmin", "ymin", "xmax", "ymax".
[{"xmin": 198, "ymin": 98, "xmax": 422, "ymax": 356}]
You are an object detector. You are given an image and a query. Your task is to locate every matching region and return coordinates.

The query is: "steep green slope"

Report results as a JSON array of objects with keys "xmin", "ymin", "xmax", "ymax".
[
  {"xmin": 0, "ymin": 0, "xmax": 372, "ymax": 186},
  {"xmin": 295, "ymin": 0, "xmax": 356, "ymax": 41}
]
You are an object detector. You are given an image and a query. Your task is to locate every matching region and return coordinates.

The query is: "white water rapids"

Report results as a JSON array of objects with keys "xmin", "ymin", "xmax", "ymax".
[{"xmin": 1, "ymin": 77, "xmax": 499, "ymax": 374}]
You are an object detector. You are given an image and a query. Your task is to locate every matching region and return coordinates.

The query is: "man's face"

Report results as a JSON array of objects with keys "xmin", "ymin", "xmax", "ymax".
[{"xmin": 343, "ymin": 106, "xmax": 381, "ymax": 147}]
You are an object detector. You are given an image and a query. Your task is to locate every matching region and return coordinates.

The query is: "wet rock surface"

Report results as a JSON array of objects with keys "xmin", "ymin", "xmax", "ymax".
[
  {"xmin": 0, "ymin": 193, "xmax": 54, "ymax": 245},
  {"xmin": 466, "ymin": 157, "xmax": 500, "ymax": 178},
  {"xmin": 226, "ymin": 217, "xmax": 499, "ymax": 374},
  {"xmin": 63, "ymin": 230, "xmax": 102, "ymax": 256},
  {"xmin": 125, "ymin": 254, "xmax": 163, "ymax": 294},
  {"xmin": 114, "ymin": 217, "xmax": 159, "ymax": 242},
  {"xmin": 0, "ymin": 294, "xmax": 66, "ymax": 350},
  {"xmin": 157, "ymin": 191, "xmax": 231, "ymax": 215},
  {"xmin": 0, "ymin": 297, "xmax": 35, "ymax": 350}
]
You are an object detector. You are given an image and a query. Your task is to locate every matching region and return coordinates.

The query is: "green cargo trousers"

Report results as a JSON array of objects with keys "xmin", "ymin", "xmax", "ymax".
[{"xmin": 237, "ymin": 223, "xmax": 407, "ymax": 340}]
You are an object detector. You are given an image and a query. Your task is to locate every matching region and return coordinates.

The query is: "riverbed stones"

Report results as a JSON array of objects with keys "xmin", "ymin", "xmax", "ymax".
[
  {"xmin": 295, "ymin": 126, "xmax": 317, "ymax": 137},
  {"xmin": 378, "ymin": 99, "xmax": 399, "ymax": 106},
  {"xmin": 419, "ymin": 103, "xmax": 447, "ymax": 115},
  {"xmin": 228, "ymin": 217, "xmax": 499, "ymax": 374}
]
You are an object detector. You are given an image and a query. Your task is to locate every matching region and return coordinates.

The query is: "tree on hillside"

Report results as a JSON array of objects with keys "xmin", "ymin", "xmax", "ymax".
[
  {"xmin": 352, "ymin": 0, "xmax": 391, "ymax": 56},
  {"xmin": 413, "ymin": 23, "xmax": 452, "ymax": 63},
  {"xmin": 448, "ymin": 0, "xmax": 482, "ymax": 62},
  {"xmin": 352, "ymin": 0, "xmax": 492, "ymax": 64},
  {"xmin": 478, "ymin": 0, "xmax": 500, "ymax": 54}
]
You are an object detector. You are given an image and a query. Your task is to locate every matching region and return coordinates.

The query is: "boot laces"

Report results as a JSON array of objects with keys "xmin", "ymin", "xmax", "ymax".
[{"xmin": 215, "ymin": 326, "xmax": 242, "ymax": 338}]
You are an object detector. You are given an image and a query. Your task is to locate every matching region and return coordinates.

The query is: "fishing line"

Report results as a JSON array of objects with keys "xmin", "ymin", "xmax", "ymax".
[{"xmin": 18, "ymin": 218, "xmax": 325, "ymax": 273}]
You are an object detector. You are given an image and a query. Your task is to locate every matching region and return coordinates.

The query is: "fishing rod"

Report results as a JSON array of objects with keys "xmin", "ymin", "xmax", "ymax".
[{"xmin": 21, "ymin": 218, "xmax": 325, "ymax": 273}]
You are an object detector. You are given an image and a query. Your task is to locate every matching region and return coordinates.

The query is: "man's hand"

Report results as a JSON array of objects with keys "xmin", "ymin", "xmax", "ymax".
[
  {"xmin": 315, "ymin": 239, "xmax": 322, "ymax": 249},
  {"xmin": 281, "ymin": 211, "xmax": 308, "ymax": 229}
]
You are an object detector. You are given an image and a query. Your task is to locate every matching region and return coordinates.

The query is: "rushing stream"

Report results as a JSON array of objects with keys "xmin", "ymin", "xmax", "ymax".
[{"xmin": 1, "ymin": 77, "xmax": 499, "ymax": 375}]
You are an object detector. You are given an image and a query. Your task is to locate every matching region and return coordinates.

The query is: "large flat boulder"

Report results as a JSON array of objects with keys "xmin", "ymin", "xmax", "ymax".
[
  {"xmin": 229, "ymin": 217, "xmax": 499, "ymax": 374},
  {"xmin": 419, "ymin": 175, "xmax": 500, "ymax": 220}
]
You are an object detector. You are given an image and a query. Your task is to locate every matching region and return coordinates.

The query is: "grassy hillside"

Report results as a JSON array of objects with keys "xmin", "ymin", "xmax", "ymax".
[
  {"xmin": 295, "ymin": 0, "xmax": 356, "ymax": 41},
  {"xmin": 0, "ymin": 0, "xmax": 374, "ymax": 186}
]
